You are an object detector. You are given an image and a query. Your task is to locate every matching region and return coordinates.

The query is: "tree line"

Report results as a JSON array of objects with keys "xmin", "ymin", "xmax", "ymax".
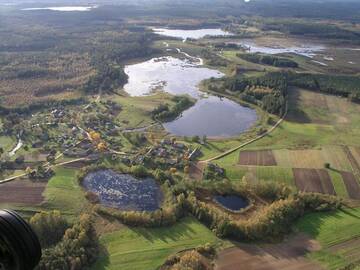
[
  {"xmin": 151, "ymin": 96, "xmax": 195, "ymax": 122},
  {"xmin": 237, "ymin": 53, "xmax": 299, "ymax": 68},
  {"xmin": 223, "ymin": 72, "xmax": 288, "ymax": 115}
]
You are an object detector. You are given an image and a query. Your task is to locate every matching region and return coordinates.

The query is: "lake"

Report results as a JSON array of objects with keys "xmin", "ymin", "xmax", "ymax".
[
  {"xmin": 124, "ymin": 56, "xmax": 222, "ymax": 98},
  {"xmin": 123, "ymin": 56, "xmax": 257, "ymax": 137},
  {"xmin": 22, "ymin": 6, "xmax": 98, "ymax": 12},
  {"xmin": 163, "ymin": 96, "xmax": 257, "ymax": 137},
  {"xmin": 214, "ymin": 195, "xmax": 249, "ymax": 211},
  {"xmin": 82, "ymin": 170, "xmax": 163, "ymax": 211},
  {"xmin": 153, "ymin": 28, "xmax": 233, "ymax": 41}
]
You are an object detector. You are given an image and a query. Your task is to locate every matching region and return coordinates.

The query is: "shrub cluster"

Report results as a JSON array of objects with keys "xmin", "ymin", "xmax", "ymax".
[{"xmin": 161, "ymin": 243, "xmax": 215, "ymax": 270}]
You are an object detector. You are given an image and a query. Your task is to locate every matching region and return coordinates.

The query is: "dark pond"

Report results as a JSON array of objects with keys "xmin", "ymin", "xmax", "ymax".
[
  {"xmin": 82, "ymin": 170, "xmax": 163, "ymax": 211},
  {"xmin": 214, "ymin": 195, "xmax": 249, "ymax": 211}
]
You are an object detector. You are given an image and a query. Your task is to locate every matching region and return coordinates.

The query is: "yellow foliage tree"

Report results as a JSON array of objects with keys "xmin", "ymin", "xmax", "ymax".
[
  {"xmin": 89, "ymin": 131, "xmax": 101, "ymax": 142},
  {"xmin": 97, "ymin": 142, "xmax": 107, "ymax": 152},
  {"xmin": 25, "ymin": 166, "xmax": 33, "ymax": 175},
  {"xmin": 170, "ymin": 167, "xmax": 177, "ymax": 174}
]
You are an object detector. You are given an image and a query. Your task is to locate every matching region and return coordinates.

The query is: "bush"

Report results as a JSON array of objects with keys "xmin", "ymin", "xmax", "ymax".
[{"xmin": 130, "ymin": 165, "xmax": 148, "ymax": 178}]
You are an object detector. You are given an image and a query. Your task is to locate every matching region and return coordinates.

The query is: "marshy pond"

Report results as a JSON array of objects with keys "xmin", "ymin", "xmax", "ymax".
[
  {"xmin": 124, "ymin": 55, "xmax": 257, "ymax": 137},
  {"xmin": 214, "ymin": 195, "xmax": 249, "ymax": 212},
  {"xmin": 82, "ymin": 170, "xmax": 163, "ymax": 211},
  {"xmin": 238, "ymin": 39, "xmax": 325, "ymax": 58}
]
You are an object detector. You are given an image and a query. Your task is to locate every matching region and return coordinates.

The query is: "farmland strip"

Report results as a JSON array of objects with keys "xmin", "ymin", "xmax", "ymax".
[
  {"xmin": 343, "ymin": 146, "xmax": 360, "ymax": 177},
  {"xmin": 293, "ymin": 168, "xmax": 323, "ymax": 194},
  {"xmin": 340, "ymin": 172, "xmax": 360, "ymax": 200},
  {"xmin": 239, "ymin": 150, "xmax": 277, "ymax": 166},
  {"xmin": 317, "ymin": 170, "xmax": 336, "ymax": 195}
]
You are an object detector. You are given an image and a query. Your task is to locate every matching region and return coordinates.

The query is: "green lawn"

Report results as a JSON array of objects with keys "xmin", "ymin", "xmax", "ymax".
[
  {"xmin": 0, "ymin": 135, "xmax": 15, "ymax": 152},
  {"xmin": 112, "ymin": 92, "xmax": 176, "ymax": 129},
  {"xmin": 296, "ymin": 207, "xmax": 360, "ymax": 269},
  {"xmin": 329, "ymin": 170, "xmax": 349, "ymax": 198},
  {"xmin": 42, "ymin": 167, "xmax": 88, "ymax": 221},
  {"xmin": 92, "ymin": 217, "xmax": 226, "ymax": 270}
]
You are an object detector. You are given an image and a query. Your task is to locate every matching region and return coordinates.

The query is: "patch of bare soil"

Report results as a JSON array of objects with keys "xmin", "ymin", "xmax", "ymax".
[
  {"xmin": 293, "ymin": 168, "xmax": 335, "ymax": 195},
  {"xmin": 0, "ymin": 179, "xmax": 46, "ymax": 204},
  {"xmin": 62, "ymin": 160, "xmax": 89, "ymax": 169},
  {"xmin": 238, "ymin": 150, "xmax": 277, "ymax": 166},
  {"xmin": 93, "ymin": 213, "xmax": 125, "ymax": 236},
  {"xmin": 215, "ymin": 233, "xmax": 323, "ymax": 270},
  {"xmin": 189, "ymin": 162, "xmax": 205, "ymax": 180}
]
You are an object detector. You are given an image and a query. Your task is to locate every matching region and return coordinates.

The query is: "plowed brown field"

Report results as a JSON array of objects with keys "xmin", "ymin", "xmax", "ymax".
[
  {"xmin": 340, "ymin": 172, "xmax": 360, "ymax": 200},
  {"xmin": 0, "ymin": 179, "xmax": 46, "ymax": 204},
  {"xmin": 239, "ymin": 150, "xmax": 277, "ymax": 166},
  {"xmin": 293, "ymin": 168, "xmax": 335, "ymax": 195}
]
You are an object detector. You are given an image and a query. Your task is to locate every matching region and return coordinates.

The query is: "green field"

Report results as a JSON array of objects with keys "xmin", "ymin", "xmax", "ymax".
[
  {"xmin": 42, "ymin": 167, "xmax": 88, "ymax": 220},
  {"xmin": 112, "ymin": 91, "xmax": 177, "ymax": 129},
  {"xmin": 209, "ymin": 88, "xmax": 360, "ymax": 190},
  {"xmin": 92, "ymin": 217, "xmax": 226, "ymax": 270},
  {"xmin": 297, "ymin": 207, "xmax": 360, "ymax": 270},
  {"xmin": 0, "ymin": 135, "xmax": 15, "ymax": 152}
]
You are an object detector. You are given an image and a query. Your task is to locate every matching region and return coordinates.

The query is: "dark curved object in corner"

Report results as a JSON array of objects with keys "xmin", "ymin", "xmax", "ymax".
[{"xmin": 0, "ymin": 209, "xmax": 41, "ymax": 270}]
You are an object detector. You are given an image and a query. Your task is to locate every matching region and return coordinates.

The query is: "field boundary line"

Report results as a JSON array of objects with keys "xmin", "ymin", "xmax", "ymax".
[{"xmin": 202, "ymin": 103, "xmax": 288, "ymax": 163}]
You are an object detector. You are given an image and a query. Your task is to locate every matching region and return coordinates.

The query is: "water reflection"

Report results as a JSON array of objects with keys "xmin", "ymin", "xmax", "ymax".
[
  {"xmin": 153, "ymin": 28, "xmax": 232, "ymax": 41},
  {"xmin": 123, "ymin": 50, "xmax": 257, "ymax": 137}
]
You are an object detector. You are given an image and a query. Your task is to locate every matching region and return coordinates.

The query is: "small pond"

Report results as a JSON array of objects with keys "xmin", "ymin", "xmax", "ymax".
[
  {"xmin": 214, "ymin": 195, "xmax": 249, "ymax": 212},
  {"xmin": 82, "ymin": 170, "xmax": 163, "ymax": 211},
  {"xmin": 153, "ymin": 28, "xmax": 233, "ymax": 41}
]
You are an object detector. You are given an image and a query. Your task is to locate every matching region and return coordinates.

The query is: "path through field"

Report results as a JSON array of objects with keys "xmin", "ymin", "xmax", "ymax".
[{"xmin": 215, "ymin": 234, "xmax": 323, "ymax": 270}]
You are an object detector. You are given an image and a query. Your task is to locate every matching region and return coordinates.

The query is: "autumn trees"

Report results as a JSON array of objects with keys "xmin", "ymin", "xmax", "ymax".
[{"xmin": 36, "ymin": 213, "xmax": 99, "ymax": 270}]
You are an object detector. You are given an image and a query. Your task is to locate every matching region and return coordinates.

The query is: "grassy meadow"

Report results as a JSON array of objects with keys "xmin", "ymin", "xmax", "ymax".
[
  {"xmin": 297, "ymin": 207, "xmax": 360, "ymax": 270},
  {"xmin": 42, "ymin": 167, "xmax": 88, "ymax": 221},
  {"xmin": 92, "ymin": 217, "xmax": 228, "ymax": 270}
]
